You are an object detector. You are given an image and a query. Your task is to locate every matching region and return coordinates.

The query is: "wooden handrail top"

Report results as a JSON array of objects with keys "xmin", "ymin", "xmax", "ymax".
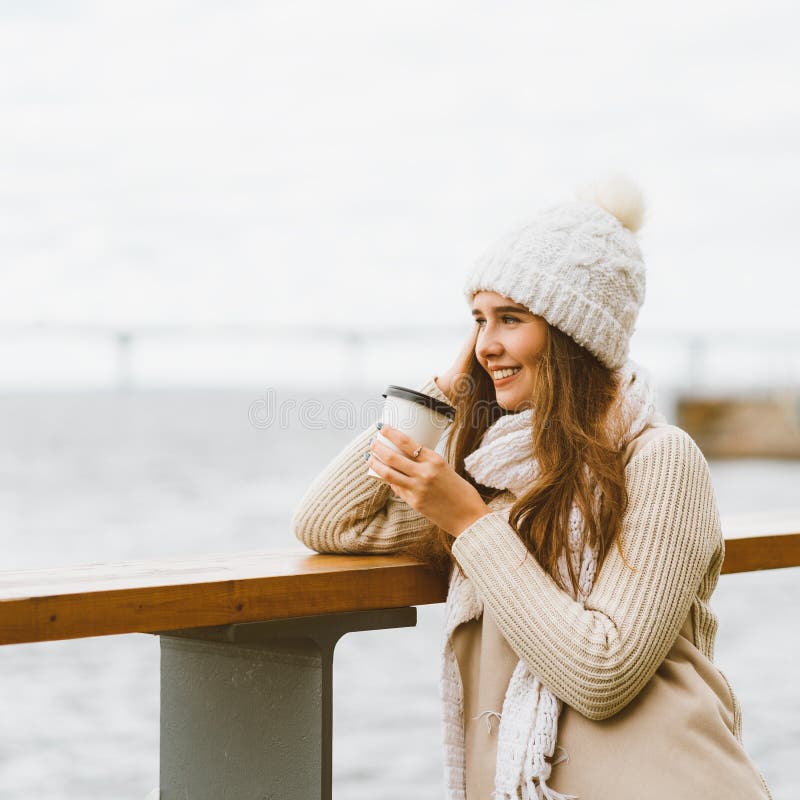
[
  {"xmin": 0, "ymin": 549, "xmax": 447, "ymax": 646},
  {"xmin": 1, "ymin": 514, "xmax": 798, "ymax": 646}
]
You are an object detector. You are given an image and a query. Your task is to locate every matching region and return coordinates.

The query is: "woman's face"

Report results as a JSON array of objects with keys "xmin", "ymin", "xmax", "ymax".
[{"xmin": 471, "ymin": 291, "xmax": 549, "ymax": 412}]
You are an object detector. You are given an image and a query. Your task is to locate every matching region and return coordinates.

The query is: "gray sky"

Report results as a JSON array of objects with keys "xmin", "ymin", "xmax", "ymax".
[{"xmin": 1, "ymin": 1, "xmax": 799, "ymax": 385}]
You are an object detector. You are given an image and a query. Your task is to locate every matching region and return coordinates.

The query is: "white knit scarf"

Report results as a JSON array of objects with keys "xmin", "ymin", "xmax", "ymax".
[{"xmin": 439, "ymin": 358, "xmax": 665, "ymax": 800}]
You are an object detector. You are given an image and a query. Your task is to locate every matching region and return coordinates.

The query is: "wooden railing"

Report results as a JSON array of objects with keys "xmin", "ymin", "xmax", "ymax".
[
  {"xmin": 2, "ymin": 515, "xmax": 798, "ymax": 648},
  {"xmin": 1, "ymin": 514, "xmax": 798, "ymax": 799}
]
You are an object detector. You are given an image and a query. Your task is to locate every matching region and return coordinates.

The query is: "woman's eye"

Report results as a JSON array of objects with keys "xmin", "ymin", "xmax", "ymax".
[{"xmin": 474, "ymin": 316, "xmax": 519, "ymax": 328}]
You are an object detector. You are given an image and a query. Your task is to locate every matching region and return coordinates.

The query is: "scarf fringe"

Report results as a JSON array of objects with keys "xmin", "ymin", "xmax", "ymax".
[
  {"xmin": 536, "ymin": 776, "xmax": 578, "ymax": 800},
  {"xmin": 491, "ymin": 776, "xmax": 576, "ymax": 800}
]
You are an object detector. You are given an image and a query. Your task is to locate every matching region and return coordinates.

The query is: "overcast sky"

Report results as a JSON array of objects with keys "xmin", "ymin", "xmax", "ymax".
[{"xmin": 1, "ymin": 1, "xmax": 798, "ymax": 386}]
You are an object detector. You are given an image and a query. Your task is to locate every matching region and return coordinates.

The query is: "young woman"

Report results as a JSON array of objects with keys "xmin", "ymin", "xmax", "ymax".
[{"xmin": 292, "ymin": 175, "xmax": 772, "ymax": 800}]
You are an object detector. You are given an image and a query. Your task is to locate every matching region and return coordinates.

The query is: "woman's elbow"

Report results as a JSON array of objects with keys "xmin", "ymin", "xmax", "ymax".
[
  {"xmin": 574, "ymin": 698, "xmax": 624, "ymax": 722},
  {"xmin": 567, "ymin": 669, "xmax": 651, "ymax": 721},
  {"xmin": 291, "ymin": 508, "xmax": 325, "ymax": 551},
  {"xmin": 291, "ymin": 507, "xmax": 363, "ymax": 554}
]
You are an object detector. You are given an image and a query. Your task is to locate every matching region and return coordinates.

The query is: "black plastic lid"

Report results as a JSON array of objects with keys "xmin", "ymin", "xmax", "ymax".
[{"xmin": 381, "ymin": 385, "xmax": 456, "ymax": 420}]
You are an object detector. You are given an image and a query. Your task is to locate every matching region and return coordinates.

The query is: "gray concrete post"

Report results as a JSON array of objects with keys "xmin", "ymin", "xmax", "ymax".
[{"xmin": 155, "ymin": 607, "xmax": 417, "ymax": 800}]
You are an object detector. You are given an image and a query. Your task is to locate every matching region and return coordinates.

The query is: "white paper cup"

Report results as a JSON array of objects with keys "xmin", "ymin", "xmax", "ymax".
[{"xmin": 367, "ymin": 385, "xmax": 456, "ymax": 478}]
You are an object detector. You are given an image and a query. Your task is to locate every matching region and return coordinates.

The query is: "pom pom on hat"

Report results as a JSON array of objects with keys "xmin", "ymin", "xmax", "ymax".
[{"xmin": 574, "ymin": 171, "xmax": 646, "ymax": 233}]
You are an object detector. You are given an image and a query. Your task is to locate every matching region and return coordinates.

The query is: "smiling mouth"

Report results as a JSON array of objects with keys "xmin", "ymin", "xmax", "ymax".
[{"xmin": 493, "ymin": 367, "xmax": 522, "ymax": 386}]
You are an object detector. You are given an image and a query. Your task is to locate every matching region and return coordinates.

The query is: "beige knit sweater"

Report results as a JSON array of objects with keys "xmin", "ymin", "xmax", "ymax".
[
  {"xmin": 291, "ymin": 375, "xmax": 730, "ymax": 717},
  {"xmin": 292, "ymin": 375, "xmax": 775, "ymax": 798}
]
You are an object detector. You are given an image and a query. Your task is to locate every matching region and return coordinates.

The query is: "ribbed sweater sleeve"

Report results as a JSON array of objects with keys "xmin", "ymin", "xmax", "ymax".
[
  {"xmin": 451, "ymin": 428, "xmax": 723, "ymax": 721},
  {"xmin": 292, "ymin": 376, "xmax": 455, "ymax": 554}
]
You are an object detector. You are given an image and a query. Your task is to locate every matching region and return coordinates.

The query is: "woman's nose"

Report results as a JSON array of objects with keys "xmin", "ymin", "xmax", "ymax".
[{"xmin": 476, "ymin": 327, "xmax": 503, "ymax": 361}]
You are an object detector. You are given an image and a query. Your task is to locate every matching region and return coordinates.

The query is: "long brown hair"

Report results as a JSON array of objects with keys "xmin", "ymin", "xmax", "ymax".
[{"xmin": 402, "ymin": 323, "xmax": 636, "ymax": 594}]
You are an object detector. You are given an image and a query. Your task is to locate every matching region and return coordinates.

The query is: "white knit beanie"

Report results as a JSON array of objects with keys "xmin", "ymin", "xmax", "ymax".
[{"xmin": 463, "ymin": 172, "xmax": 647, "ymax": 370}]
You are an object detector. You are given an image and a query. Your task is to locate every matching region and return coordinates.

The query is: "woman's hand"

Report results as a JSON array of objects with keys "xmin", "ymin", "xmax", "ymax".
[
  {"xmin": 435, "ymin": 325, "xmax": 479, "ymax": 398},
  {"xmin": 367, "ymin": 423, "xmax": 491, "ymax": 538}
]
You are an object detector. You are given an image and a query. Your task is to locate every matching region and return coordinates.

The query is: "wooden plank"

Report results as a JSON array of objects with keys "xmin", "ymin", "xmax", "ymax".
[
  {"xmin": 1, "ymin": 517, "xmax": 798, "ymax": 646},
  {"xmin": 722, "ymin": 532, "xmax": 800, "ymax": 574},
  {"xmin": 719, "ymin": 512, "xmax": 800, "ymax": 574},
  {"xmin": 0, "ymin": 549, "xmax": 448, "ymax": 646}
]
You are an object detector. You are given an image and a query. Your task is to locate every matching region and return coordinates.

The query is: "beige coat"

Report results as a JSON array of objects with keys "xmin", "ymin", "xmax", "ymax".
[
  {"xmin": 452, "ymin": 424, "xmax": 773, "ymax": 800},
  {"xmin": 454, "ymin": 601, "xmax": 772, "ymax": 799}
]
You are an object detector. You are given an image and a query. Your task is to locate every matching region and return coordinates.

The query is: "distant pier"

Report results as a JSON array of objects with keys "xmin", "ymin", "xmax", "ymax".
[{"xmin": 677, "ymin": 389, "xmax": 800, "ymax": 458}]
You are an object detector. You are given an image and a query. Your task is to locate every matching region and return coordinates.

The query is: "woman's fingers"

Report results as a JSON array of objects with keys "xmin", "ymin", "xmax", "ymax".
[
  {"xmin": 461, "ymin": 325, "xmax": 479, "ymax": 361},
  {"xmin": 374, "ymin": 425, "xmax": 426, "ymax": 461},
  {"xmin": 437, "ymin": 326, "xmax": 479, "ymax": 397},
  {"xmin": 367, "ymin": 450, "xmax": 411, "ymax": 489},
  {"xmin": 369, "ymin": 437, "xmax": 416, "ymax": 476},
  {"xmin": 453, "ymin": 325, "xmax": 479, "ymax": 374}
]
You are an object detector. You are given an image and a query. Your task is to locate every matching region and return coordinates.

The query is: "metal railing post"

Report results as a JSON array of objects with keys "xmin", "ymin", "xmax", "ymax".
[{"xmin": 156, "ymin": 607, "xmax": 416, "ymax": 800}]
